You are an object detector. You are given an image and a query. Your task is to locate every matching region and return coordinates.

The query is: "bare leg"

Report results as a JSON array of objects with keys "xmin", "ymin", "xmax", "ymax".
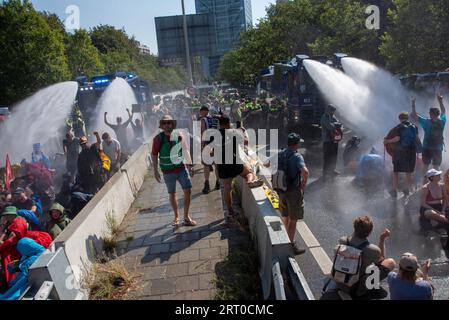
[
  {"xmin": 222, "ymin": 178, "xmax": 234, "ymax": 214},
  {"xmin": 183, "ymin": 188, "xmax": 192, "ymax": 221},
  {"xmin": 392, "ymin": 172, "xmax": 399, "ymax": 192},
  {"xmin": 169, "ymin": 193, "xmax": 179, "ymax": 222},
  {"xmin": 424, "ymin": 210, "xmax": 449, "ymax": 224},
  {"xmin": 204, "ymin": 164, "xmax": 210, "ymax": 182},
  {"xmin": 287, "ymin": 218, "xmax": 298, "ymax": 243},
  {"xmin": 405, "ymin": 173, "xmax": 413, "ymax": 191}
]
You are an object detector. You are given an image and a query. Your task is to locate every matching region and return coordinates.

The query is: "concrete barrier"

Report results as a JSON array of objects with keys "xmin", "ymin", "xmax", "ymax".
[{"xmin": 53, "ymin": 142, "xmax": 151, "ymax": 283}]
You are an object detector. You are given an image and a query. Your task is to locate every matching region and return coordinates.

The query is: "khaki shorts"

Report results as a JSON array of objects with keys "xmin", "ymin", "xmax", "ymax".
[{"xmin": 279, "ymin": 190, "xmax": 304, "ymax": 220}]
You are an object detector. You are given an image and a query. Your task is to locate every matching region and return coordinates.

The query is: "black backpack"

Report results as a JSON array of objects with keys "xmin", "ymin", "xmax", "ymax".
[{"xmin": 427, "ymin": 120, "xmax": 444, "ymax": 148}]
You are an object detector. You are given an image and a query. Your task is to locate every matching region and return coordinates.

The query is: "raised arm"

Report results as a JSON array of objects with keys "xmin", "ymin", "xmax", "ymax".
[
  {"xmin": 438, "ymin": 94, "xmax": 446, "ymax": 115},
  {"xmin": 123, "ymin": 108, "xmax": 133, "ymax": 127},
  {"xmin": 411, "ymin": 97, "xmax": 418, "ymax": 121},
  {"xmin": 104, "ymin": 112, "xmax": 112, "ymax": 127},
  {"xmin": 93, "ymin": 132, "xmax": 101, "ymax": 150}
]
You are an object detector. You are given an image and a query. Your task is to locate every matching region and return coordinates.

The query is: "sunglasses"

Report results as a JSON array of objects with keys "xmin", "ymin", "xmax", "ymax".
[{"xmin": 161, "ymin": 121, "xmax": 173, "ymax": 125}]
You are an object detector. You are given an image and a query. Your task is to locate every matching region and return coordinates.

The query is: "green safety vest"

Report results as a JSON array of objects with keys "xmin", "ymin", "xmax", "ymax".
[{"xmin": 158, "ymin": 132, "xmax": 184, "ymax": 171}]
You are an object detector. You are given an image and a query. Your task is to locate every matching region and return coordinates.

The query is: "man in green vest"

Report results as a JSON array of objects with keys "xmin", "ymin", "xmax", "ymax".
[
  {"xmin": 151, "ymin": 115, "xmax": 196, "ymax": 227},
  {"xmin": 47, "ymin": 203, "xmax": 71, "ymax": 239}
]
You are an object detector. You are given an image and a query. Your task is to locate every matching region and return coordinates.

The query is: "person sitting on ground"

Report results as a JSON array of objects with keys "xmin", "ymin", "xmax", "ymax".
[
  {"xmin": 354, "ymin": 147, "xmax": 385, "ymax": 188},
  {"xmin": 47, "ymin": 203, "xmax": 71, "ymax": 240},
  {"xmin": 12, "ymin": 188, "xmax": 37, "ymax": 214},
  {"xmin": 337, "ymin": 216, "xmax": 396, "ymax": 297},
  {"xmin": 214, "ymin": 116, "xmax": 263, "ymax": 219},
  {"xmin": 388, "ymin": 253, "xmax": 433, "ymax": 300},
  {"xmin": 0, "ymin": 238, "xmax": 46, "ymax": 300},
  {"xmin": 420, "ymin": 169, "xmax": 449, "ymax": 225},
  {"xmin": 343, "ymin": 136, "xmax": 362, "ymax": 172}
]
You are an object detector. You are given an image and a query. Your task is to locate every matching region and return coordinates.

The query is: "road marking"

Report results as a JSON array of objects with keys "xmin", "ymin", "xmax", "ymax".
[
  {"xmin": 309, "ymin": 247, "xmax": 333, "ymax": 276},
  {"xmin": 297, "ymin": 221, "xmax": 320, "ymax": 248}
]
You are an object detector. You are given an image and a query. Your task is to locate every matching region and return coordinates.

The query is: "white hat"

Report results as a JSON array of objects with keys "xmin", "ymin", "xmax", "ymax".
[{"xmin": 426, "ymin": 169, "xmax": 443, "ymax": 178}]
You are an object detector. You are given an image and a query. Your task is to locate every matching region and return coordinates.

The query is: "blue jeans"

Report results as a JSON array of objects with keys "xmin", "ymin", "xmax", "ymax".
[{"xmin": 163, "ymin": 169, "xmax": 193, "ymax": 194}]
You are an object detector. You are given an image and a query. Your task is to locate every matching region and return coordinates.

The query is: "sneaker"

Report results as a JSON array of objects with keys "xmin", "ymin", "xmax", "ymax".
[
  {"xmin": 202, "ymin": 181, "xmax": 211, "ymax": 194},
  {"xmin": 215, "ymin": 180, "xmax": 221, "ymax": 190},
  {"xmin": 292, "ymin": 243, "xmax": 306, "ymax": 255}
]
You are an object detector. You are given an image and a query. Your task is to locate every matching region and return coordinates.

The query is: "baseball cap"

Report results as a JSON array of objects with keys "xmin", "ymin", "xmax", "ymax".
[
  {"xmin": 288, "ymin": 133, "xmax": 301, "ymax": 146},
  {"xmin": 426, "ymin": 169, "xmax": 442, "ymax": 178},
  {"xmin": 13, "ymin": 187, "xmax": 25, "ymax": 195},
  {"xmin": 79, "ymin": 136, "xmax": 88, "ymax": 145},
  {"xmin": 399, "ymin": 253, "xmax": 419, "ymax": 272},
  {"xmin": 2, "ymin": 206, "xmax": 18, "ymax": 217}
]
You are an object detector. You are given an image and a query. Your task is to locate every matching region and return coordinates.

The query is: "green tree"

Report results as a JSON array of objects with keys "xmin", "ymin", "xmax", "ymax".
[
  {"xmin": 66, "ymin": 29, "xmax": 104, "ymax": 78},
  {"xmin": 380, "ymin": 0, "xmax": 449, "ymax": 74},
  {"xmin": 0, "ymin": 0, "xmax": 70, "ymax": 106}
]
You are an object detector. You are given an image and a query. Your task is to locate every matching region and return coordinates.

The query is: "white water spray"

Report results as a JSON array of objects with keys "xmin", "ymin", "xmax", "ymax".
[
  {"xmin": 92, "ymin": 78, "xmax": 137, "ymax": 142},
  {"xmin": 0, "ymin": 82, "xmax": 78, "ymax": 166}
]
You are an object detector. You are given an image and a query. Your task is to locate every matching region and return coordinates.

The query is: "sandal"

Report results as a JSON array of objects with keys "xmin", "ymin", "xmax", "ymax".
[
  {"xmin": 172, "ymin": 218, "xmax": 180, "ymax": 227},
  {"xmin": 184, "ymin": 219, "xmax": 197, "ymax": 227},
  {"xmin": 248, "ymin": 179, "xmax": 264, "ymax": 189}
]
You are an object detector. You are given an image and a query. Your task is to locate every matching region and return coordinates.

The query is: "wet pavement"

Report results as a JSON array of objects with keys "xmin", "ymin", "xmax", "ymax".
[{"xmin": 293, "ymin": 145, "xmax": 449, "ymax": 300}]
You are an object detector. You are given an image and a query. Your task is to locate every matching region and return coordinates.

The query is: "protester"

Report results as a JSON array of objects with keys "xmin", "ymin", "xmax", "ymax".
[
  {"xmin": 321, "ymin": 104, "xmax": 343, "ymax": 180},
  {"xmin": 354, "ymin": 148, "xmax": 385, "ymax": 189},
  {"xmin": 0, "ymin": 238, "xmax": 46, "ymax": 300},
  {"xmin": 47, "ymin": 203, "xmax": 71, "ymax": 240},
  {"xmin": 334, "ymin": 216, "xmax": 396, "ymax": 297},
  {"xmin": 12, "ymin": 188, "xmax": 37, "ymax": 213},
  {"xmin": 62, "ymin": 132, "xmax": 80, "ymax": 179},
  {"xmin": 343, "ymin": 136, "xmax": 362, "ymax": 171},
  {"xmin": 388, "ymin": 253, "xmax": 433, "ymax": 300},
  {"xmin": 1, "ymin": 206, "xmax": 41, "ymax": 232},
  {"xmin": 384, "ymin": 112, "xmax": 419, "ymax": 198},
  {"xmin": 31, "ymin": 143, "xmax": 51, "ymax": 169},
  {"xmin": 151, "ymin": 115, "xmax": 196, "ymax": 227},
  {"xmin": 420, "ymin": 169, "xmax": 449, "ymax": 225},
  {"xmin": 104, "ymin": 110, "xmax": 133, "ymax": 153},
  {"xmin": 272, "ymin": 133, "xmax": 309, "ymax": 255},
  {"xmin": 199, "ymin": 106, "xmax": 220, "ymax": 194},
  {"xmin": 129, "ymin": 110, "xmax": 145, "ymax": 150},
  {"xmin": 77, "ymin": 133, "xmax": 105, "ymax": 195},
  {"xmin": 101, "ymin": 132, "xmax": 121, "ymax": 174},
  {"xmin": 215, "ymin": 116, "xmax": 263, "ymax": 219},
  {"xmin": 412, "ymin": 95, "xmax": 446, "ymax": 179}
]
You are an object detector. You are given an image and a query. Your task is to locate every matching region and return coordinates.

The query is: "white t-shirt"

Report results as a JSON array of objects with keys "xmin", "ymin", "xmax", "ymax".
[{"xmin": 102, "ymin": 139, "xmax": 121, "ymax": 162}]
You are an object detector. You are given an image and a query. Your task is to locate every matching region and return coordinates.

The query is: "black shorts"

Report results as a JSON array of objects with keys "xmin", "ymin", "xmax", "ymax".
[
  {"xmin": 393, "ymin": 147, "xmax": 416, "ymax": 173},
  {"xmin": 217, "ymin": 164, "xmax": 244, "ymax": 180},
  {"xmin": 422, "ymin": 148, "xmax": 443, "ymax": 167},
  {"xmin": 420, "ymin": 203, "xmax": 443, "ymax": 216}
]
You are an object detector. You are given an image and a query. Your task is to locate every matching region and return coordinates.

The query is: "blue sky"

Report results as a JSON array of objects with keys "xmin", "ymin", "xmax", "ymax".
[{"xmin": 30, "ymin": 0, "xmax": 274, "ymax": 54}]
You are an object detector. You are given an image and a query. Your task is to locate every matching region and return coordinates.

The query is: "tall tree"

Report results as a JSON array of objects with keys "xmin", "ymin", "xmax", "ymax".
[
  {"xmin": 380, "ymin": 0, "xmax": 449, "ymax": 74},
  {"xmin": 66, "ymin": 29, "xmax": 104, "ymax": 78},
  {"xmin": 0, "ymin": 0, "xmax": 70, "ymax": 106}
]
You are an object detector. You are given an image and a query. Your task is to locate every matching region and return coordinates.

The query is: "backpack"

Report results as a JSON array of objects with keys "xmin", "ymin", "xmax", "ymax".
[
  {"xmin": 331, "ymin": 127, "xmax": 344, "ymax": 143},
  {"xmin": 427, "ymin": 119, "xmax": 444, "ymax": 148},
  {"xmin": 331, "ymin": 238, "xmax": 369, "ymax": 288},
  {"xmin": 99, "ymin": 150, "xmax": 111, "ymax": 172},
  {"xmin": 272, "ymin": 151, "xmax": 295, "ymax": 193},
  {"xmin": 399, "ymin": 122, "xmax": 417, "ymax": 148}
]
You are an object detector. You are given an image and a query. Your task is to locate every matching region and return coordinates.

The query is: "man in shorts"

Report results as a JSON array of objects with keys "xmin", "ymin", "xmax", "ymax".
[
  {"xmin": 151, "ymin": 115, "xmax": 196, "ymax": 227},
  {"xmin": 215, "ymin": 116, "xmax": 263, "ymax": 218},
  {"xmin": 384, "ymin": 112, "xmax": 418, "ymax": 198}
]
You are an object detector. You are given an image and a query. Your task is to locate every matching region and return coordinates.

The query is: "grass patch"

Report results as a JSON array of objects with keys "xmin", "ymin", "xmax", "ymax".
[
  {"xmin": 84, "ymin": 259, "xmax": 139, "ymax": 300},
  {"xmin": 106, "ymin": 211, "xmax": 122, "ymax": 237},
  {"xmin": 213, "ymin": 242, "xmax": 262, "ymax": 300}
]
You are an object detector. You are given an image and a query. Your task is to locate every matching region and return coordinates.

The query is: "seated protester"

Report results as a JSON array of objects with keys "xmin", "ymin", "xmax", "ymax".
[
  {"xmin": 420, "ymin": 169, "xmax": 449, "ymax": 225},
  {"xmin": 388, "ymin": 253, "xmax": 433, "ymax": 300},
  {"xmin": 0, "ymin": 238, "xmax": 45, "ymax": 300},
  {"xmin": 47, "ymin": 203, "xmax": 71, "ymax": 240},
  {"xmin": 343, "ymin": 136, "xmax": 362, "ymax": 172},
  {"xmin": 354, "ymin": 148, "xmax": 384, "ymax": 188},
  {"xmin": 0, "ymin": 218, "xmax": 52, "ymax": 286},
  {"xmin": 1, "ymin": 206, "xmax": 41, "ymax": 231},
  {"xmin": 213, "ymin": 116, "xmax": 263, "ymax": 218},
  {"xmin": 12, "ymin": 188, "xmax": 37, "ymax": 214},
  {"xmin": 334, "ymin": 216, "xmax": 396, "ymax": 297}
]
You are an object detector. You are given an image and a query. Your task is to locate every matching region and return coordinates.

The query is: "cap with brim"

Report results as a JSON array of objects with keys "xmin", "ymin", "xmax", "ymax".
[
  {"xmin": 2, "ymin": 206, "xmax": 18, "ymax": 216},
  {"xmin": 427, "ymin": 169, "xmax": 442, "ymax": 178},
  {"xmin": 13, "ymin": 187, "xmax": 24, "ymax": 195},
  {"xmin": 399, "ymin": 253, "xmax": 419, "ymax": 272},
  {"xmin": 288, "ymin": 133, "xmax": 301, "ymax": 146}
]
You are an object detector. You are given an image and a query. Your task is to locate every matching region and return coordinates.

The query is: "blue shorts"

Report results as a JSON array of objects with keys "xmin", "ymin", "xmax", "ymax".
[{"xmin": 163, "ymin": 169, "xmax": 193, "ymax": 194}]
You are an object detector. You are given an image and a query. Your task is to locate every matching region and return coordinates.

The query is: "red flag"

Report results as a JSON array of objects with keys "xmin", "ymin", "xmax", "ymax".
[{"xmin": 4, "ymin": 154, "xmax": 14, "ymax": 191}]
